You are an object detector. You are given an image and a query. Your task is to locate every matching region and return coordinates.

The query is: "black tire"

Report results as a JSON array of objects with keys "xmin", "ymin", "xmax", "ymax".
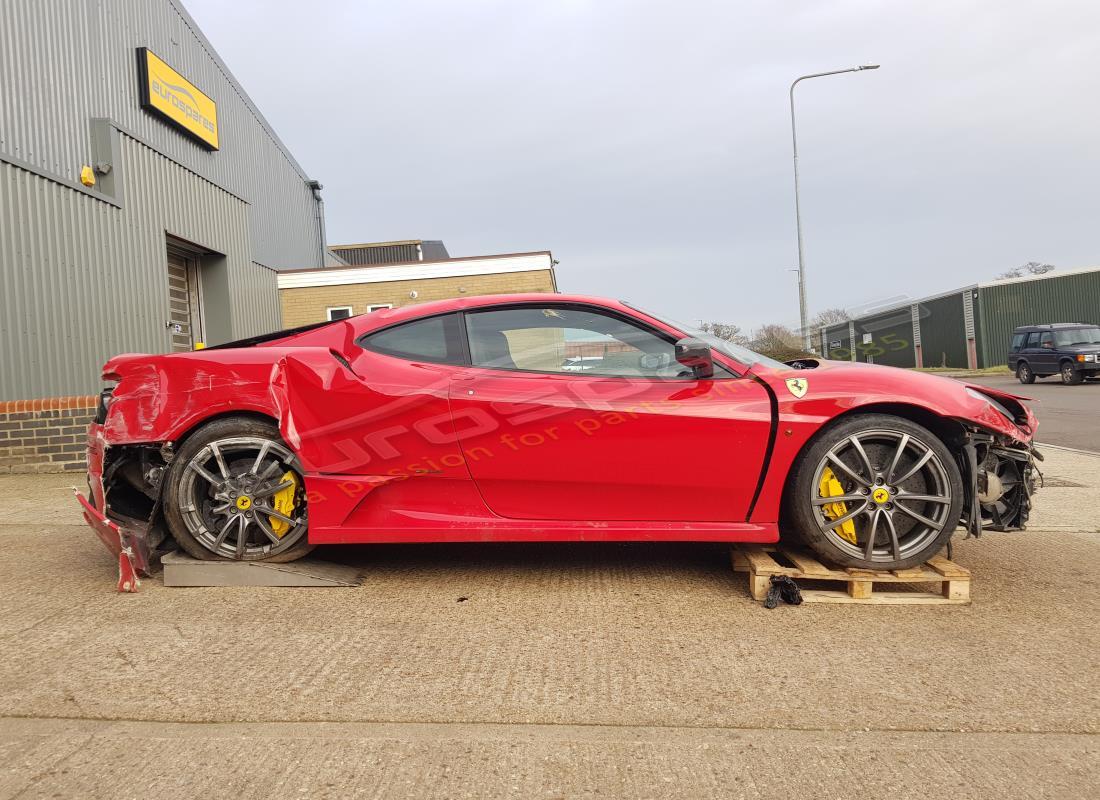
[
  {"xmin": 784, "ymin": 413, "xmax": 964, "ymax": 571},
  {"xmin": 163, "ymin": 416, "xmax": 313, "ymax": 563},
  {"xmin": 1016, "ymin": 362, "xmax": 1035, "ymax": 384},
  {"xmin": 1060, "ymin": 361, "xmax": 1083, "ymax": 385}
]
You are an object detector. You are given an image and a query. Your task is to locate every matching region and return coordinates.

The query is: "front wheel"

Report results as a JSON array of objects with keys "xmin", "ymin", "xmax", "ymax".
[
  {"xmin": 163, "ymin": 417, "xmax": 313, "ymax": 562},
  {"xmin": 1016, "ymin": 362, "xmax": 1035, "ymax": 384},
  {"xmin": 784, "ymin": 414, "xmax": 964, "ymax": 571},
  {"xmin": 1061, "ymin": 362, "xmax": 1083, "ymax": 385}
]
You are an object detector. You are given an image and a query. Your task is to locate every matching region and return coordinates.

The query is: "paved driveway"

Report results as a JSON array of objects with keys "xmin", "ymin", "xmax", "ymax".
[
  {"xmin": 1, "ymin": 448, "xmax": 1099, "ymax": 798},
  {"xmin": 962, "ymin": 374, "xmax": 1100, "ymax": 452}
]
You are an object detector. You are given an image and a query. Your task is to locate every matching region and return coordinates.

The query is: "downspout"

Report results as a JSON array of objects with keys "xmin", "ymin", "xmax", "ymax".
[{"xmin": 307, "ymin": 179, "xmax": 326, "ymax": 267}]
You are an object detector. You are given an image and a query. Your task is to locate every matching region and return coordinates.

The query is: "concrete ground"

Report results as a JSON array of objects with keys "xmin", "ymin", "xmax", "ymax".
[
  {"xmin": 1, "ymin": 449, "xmax": 1098, "ymax": 798},
  {"xmin": 963, "ymin": 374, "xmax": 1100, "ymax": 452}
]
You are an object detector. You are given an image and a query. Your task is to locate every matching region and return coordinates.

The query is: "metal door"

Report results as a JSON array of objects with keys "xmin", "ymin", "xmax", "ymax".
[{"xmin": 166, "ymin": 248, "xmax": 204, "ymax": 352}]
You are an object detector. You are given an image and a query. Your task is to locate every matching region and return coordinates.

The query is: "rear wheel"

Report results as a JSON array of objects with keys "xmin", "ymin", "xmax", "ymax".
[
  {"xmin": 163, "ymin": 417, "xmax": 312, "ymax": 562},
  {"xmin": 1016, "ymin": 362, "xmax": 1035, "ymax": 384},
  {"xmin": 785, "ymin": 414, "xmax": 964, "ymax": 571},
  {"xmin": 1061, "ymin": 362, "xmax": 1083, "ymax": 385}
]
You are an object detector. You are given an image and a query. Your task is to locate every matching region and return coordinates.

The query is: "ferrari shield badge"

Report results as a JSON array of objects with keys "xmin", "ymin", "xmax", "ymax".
[{"xmin": 785, "ymin": 377, "xmax": 809, "ymax": 398}]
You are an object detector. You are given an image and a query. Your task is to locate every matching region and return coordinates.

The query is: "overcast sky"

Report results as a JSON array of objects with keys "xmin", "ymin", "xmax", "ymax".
[{"xmin": 188, "ymin": 0, "xmax": 1100, "ymax": 332}]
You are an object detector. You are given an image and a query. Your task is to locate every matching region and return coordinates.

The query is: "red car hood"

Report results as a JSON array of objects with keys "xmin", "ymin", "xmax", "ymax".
[{"xmin": 756, "ymin": 359, "xmax": 1036, "ymax": 443}]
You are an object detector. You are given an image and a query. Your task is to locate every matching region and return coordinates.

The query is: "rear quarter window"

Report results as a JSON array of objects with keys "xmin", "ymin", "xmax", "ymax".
[
  {"xmin": 359, "ymin": 313, "xmax": 466, "ymax": 364},
  {"xmin": 1010, "ymin": 332, "xmax": 1026, "ymax": 350}
]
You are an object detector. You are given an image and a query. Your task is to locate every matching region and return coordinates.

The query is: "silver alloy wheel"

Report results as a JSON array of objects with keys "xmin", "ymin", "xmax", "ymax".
[
  {"xmin": 176, "ymin": 436, "xmax": 307, "ymax": 559},
  {"xmin": 810, "ymin": 428, "xmax": 953, "ymax": 563}
]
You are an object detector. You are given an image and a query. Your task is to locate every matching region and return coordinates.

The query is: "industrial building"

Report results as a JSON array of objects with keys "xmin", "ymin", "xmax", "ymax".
[
  {"xmin": 329, "ymin": 239, "xmax": 451, "ymax": 266},
  {"xmin": 0, "ymin": 0, "xmax": 328, "ymax": 471},
  {"xmin": 280, "ymin": 250, "xmax": 559, "ymax": 327},
  {"xmin": 817, "ymin": 266, "xmax": 1100, "ymax": 369}
]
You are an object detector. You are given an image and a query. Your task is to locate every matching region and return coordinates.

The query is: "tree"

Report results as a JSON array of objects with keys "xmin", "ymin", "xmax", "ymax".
[
  {"xmin": 751, "ymin": 323, "xmax": 800, "ymax": 352},
  {"xmin": 811, "ymin": 307, "xmax": 850, "ymax": 328},
  {"xmin": 749, "ymin": 323, "xmax": 813, "ymax": 360},
  {"xmin": 996, "ymin": 262, "xmax": 1055, "ymax": 280},
  {"xmin": 697, "ymin": 321, "xmax": 749, "ymax": 346}
]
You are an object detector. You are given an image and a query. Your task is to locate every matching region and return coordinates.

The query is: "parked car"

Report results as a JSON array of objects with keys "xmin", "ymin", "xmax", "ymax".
[
  {"xmin": 1009, "ymin": 322, "xmax": 1100, "ymax": 385},
  {"xmin": 80, "ymin": 294, "xmax": 1040, "ymax": 583}
]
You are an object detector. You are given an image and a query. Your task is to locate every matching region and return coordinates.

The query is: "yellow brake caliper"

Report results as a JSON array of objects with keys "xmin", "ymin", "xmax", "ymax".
[
  {"xmin": 819, "ymin": 466, "xmax": 857, "ymax": 545},
  {"xmin": 268, "ymin": 471, "xmax": 299, "ymax": 538}
]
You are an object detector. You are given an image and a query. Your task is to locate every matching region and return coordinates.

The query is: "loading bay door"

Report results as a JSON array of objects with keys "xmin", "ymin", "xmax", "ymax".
[{"xmin": 166, "ymin": 247, "xmax": 205, "ymax": 352}]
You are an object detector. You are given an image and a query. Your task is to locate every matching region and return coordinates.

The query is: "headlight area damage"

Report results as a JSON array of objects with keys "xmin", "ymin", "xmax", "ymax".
[
  {"xmin": 955, "ymin": 385, "xmax": 1042, "ymax": 538},
  {"xmin": 959, "ymin": 431, "xmax": 1041, "ymax": 536}
]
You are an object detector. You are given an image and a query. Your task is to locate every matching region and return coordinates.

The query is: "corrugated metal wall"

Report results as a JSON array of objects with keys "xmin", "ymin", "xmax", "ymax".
[
  {"xmin": 332, "ymin": 243, "xmax": 422, "ymax": 266},
  {"xmin": 822, "ymin": 322, "xmax": 852, "ymax": 361},
  {"xmin": 235, "ymin": 263, "xmax": 282, "ymax": 339},
  {"xmin": 915, "ymin": 294, "xmax": 968, "ymax": 368},
  {"xmin": 0, "ymin": 0, "xmax": 327, "ymax": 400},
  {"xmin": 852, "ymin": 308, "xmax": 916, "ymax": 368},
  {"xmin": 977, "ymin": 272, "xmax": 1100, "ymax": 368},
  {"xmin": 0, "ymin": 0, "xmax": 323, "ymax": 270},
  {"xmin": 0, "ymin": 132, "xmax": 280, "ymax": 399}
]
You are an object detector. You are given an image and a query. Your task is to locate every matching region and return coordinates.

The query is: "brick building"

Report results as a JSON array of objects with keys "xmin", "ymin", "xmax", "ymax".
[{"xmin": 279, "ymin": 251, "xmax": 559, "ymax": 327}]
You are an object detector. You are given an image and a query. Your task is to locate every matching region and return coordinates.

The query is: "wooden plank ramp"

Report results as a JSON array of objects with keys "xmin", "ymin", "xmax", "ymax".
[{"xmin": 731, "ymin": 545, "xmax": 971, "ymax": 605}]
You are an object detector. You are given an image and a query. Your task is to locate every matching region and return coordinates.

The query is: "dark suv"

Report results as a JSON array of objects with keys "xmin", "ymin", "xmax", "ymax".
[{"xmin": 1009, "ymin": 323, "xmax": 1100, "ymax": 385}]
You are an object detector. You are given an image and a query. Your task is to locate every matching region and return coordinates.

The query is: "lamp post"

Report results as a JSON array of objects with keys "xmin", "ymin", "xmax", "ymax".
[{"xmin": 790, "ymin": 64, "xmax": 879, "ymax": 350}]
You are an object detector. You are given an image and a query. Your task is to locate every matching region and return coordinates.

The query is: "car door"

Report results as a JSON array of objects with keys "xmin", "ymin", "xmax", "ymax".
[
  {"xmin": 286, "ymin": 312, "xmax": 470, "ymax": 480},
  {"xmin": 446, "ymin": 303, "xmax": 773, "ymax": 522},
  {"xmin": 1007, "ymin": 331, "xmax": 1025, "ymax": 369},
  {"xmin": 1033, "ymin": 331, "xmax": 1056, "ymax": 374}
]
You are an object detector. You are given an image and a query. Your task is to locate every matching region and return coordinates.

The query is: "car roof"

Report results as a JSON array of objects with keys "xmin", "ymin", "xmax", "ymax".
[
  {"xmin": 351, "ymin": 294, "xmax": 637, "ymax": 332},
  {"xmin": 1012, "ymin": 322, "xmax": 1096, "ymax": 332}
]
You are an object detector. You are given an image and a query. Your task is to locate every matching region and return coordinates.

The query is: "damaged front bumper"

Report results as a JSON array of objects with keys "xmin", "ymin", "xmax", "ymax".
[
  {"xmin": 961, "ymin": 431, "xmax": 1042, "ymax": 538},
  {"xmin": 80, "ymin": 423, "xmax": 171, "ymax": 591}
]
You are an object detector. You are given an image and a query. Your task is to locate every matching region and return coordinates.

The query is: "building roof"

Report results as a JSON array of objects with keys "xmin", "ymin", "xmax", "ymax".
[
  {"xmin": 822, "ymin": 265, "xmax": 1100, "ymax": 331},
  {"xmin": 328, "ymin": 239, "xmax": 451, "ymax": 266},
  {"xmin": 277, "ymin": 251, "xmax": 555, "ymax": 289},
  {"xmin": 976, "ymin": 264, "xmax": 1100, "ymax": 289}
]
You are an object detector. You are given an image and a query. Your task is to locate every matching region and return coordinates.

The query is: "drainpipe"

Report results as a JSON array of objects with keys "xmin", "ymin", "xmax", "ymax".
[{"xmin": 307, "ymin": 179, "xmax": 326, "ymax": 267}]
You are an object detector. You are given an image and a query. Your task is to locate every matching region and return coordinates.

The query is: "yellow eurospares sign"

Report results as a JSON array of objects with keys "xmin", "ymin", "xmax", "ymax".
[{"xmin": 137, "ymin": 48, "xmax": 219, "ymax": 150}]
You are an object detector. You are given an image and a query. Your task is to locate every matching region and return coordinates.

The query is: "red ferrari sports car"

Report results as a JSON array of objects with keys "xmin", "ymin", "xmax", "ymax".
[{"xmin": 80, "ymin": 294, "xmax": 1040, "ymax": 580}]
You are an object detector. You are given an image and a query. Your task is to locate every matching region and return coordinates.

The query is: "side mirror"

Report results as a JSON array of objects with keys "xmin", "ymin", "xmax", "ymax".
[{"xmin": 674, "ymin": 337, "xmax": 714, "ymax": 379}]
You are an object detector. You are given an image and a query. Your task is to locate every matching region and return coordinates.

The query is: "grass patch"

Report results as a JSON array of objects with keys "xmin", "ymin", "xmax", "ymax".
[{"xmin": 914, "ymin": 366, "xmax": 1012, "ymax": 376}]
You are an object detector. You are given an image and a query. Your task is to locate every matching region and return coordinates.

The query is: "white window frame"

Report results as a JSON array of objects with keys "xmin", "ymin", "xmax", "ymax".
[
  {"xmin": 367, "ymin": 303, "xmax": 393, "ymax": 313},
  {"xmin": 326, "ymin": 306, "xmax": 354, "ymax": 321}
]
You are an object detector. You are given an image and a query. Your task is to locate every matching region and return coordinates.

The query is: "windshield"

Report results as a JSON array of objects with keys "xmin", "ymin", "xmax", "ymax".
[
  {"xmin": 625, "ymin": 304, "xmax": 788, "ymax": 371},
  {"xmin": 1054, "ymin": 327, "xmax": 1100, "ymax": 347}
]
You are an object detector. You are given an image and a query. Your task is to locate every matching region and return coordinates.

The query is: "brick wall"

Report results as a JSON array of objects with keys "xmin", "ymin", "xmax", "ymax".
[
  {"xmin": 280, "ymin": 269, "xmax": 558, "ymax": 327},
  {"xmin": 0, "ymin": 396, "xmax": 96, "ymax": 474}
]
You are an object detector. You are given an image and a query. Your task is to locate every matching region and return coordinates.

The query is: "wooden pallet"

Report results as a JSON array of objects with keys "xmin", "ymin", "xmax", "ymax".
[{"xmin": 731, "ymin": 545, "xmax": 971, "ymax": 605}]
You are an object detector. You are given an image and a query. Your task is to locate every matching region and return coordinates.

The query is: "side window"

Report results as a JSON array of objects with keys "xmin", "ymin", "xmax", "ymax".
[
  {"xmin": 1025, "ymin": 332, "xmax": 1041, "ymax": 348},
  {"xmin": 360, "ymin": 313, "xmax": 464, "ymax": 364},
  {"xmin": 465, "ymin": 305, "xmax": 696, "ymax": 378},
  {"xmin": 1010, "ymin": 333, "xmax": 1026, "ymax": 351},
  {"xmin": 1039, "ymin": 332, "xmax": 1054, "ymax": 349}
]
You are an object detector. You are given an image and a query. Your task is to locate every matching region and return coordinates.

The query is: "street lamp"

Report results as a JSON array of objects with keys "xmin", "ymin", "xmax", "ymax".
[{"xmin": 790, "ymin": 64, "xmax": 879, "ymax": 350}]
